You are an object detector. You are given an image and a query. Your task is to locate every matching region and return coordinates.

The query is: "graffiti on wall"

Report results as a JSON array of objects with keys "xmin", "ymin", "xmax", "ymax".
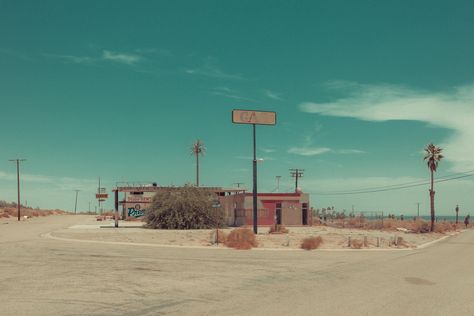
[{"xmin": 128, "ymin": 204, "xmax": 145, "ymax": 218}]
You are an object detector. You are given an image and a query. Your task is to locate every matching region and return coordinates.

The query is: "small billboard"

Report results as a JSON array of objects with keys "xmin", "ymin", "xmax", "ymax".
[{"xmin": 232, "ymin": 110, "xmax": 276, "ymax": 125}]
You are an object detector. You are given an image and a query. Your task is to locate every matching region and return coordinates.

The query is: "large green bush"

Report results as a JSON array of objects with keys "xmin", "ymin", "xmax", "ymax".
[{"xmin": 145, "ymin": 186, "xmax": 223, "ymax": 229}]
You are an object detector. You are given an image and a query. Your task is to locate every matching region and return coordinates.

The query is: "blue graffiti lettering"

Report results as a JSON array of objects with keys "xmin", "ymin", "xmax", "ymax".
[{"xmin": 128, "ymin": 208, "xmax": 145, "ymax": 218}]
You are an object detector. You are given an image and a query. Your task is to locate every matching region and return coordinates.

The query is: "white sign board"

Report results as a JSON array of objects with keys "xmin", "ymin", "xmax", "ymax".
[{"xmin": 232, "ymin": 110, "xmax": 276, "ymax": 125}]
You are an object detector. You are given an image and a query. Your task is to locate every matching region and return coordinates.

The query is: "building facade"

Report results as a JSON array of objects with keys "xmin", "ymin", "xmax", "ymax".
[{"xmin": 113, "ymin": 185, "xmax": 310, "ymax": 226}]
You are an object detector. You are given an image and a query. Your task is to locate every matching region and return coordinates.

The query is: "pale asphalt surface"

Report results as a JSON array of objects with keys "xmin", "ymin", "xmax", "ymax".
[{"xmin": 0, "ymin": 215, "xmax": 473, "ymax": 316}]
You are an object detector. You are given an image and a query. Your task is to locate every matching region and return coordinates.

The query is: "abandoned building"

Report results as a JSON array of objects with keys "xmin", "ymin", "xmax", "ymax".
[{"xmin": 113, "ymin": 184, "xmax": 311, "ymax": 226}]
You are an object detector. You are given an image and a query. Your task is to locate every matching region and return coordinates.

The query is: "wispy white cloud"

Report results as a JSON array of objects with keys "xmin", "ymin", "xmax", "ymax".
[
  {"xmin": 185, "ymin": 60, "xmax": 244, "ymax": 80},
  {"xmin": 210, "ymin": 86, "xmax": 256, "ymax": 102},
  {"xmin": 263, "ymin": 89, "xmax": 283, "ymax": 101},
  {"xmin": 44, "ymin": 50, "xmax": 143, "ymax": 65},
  {"xmin": 261, "ymin": 148, "xmax": 276, "ymax": 153},
  {"xmin": 235, "ymin": 155, "xmax": 275, "ymax": 161},
  {"xmin": 43, "ymin": 53, "xmax": 97, "ymax": 64},
  {"xmin": 300, "ymin": 82, "xmax": 474, "ymax": 171},
  {"xmin": 336, "ymin": 149, "xmax": 366, "ymax": 154},
  {"xmin": 0, "ymin": 171, "xmax": 52, "ymax": 183},
  {"xmin": 288, "ymin": 147, "xmax": 365, "ymax": 156},
  {"xmin": 288, "ymin": 147, "xmax": 331, "ymax": 156},
  {"xmin": 0, "ymin": 170, "xmax": 97, "ymax": 191},
  {"xmin": 102, "ymin": 50, "xmax": 141, "ymax": 64}
]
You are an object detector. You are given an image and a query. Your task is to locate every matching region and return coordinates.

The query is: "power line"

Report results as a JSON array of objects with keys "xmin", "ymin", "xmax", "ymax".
[
  {"xmin": 309, "ymin": 172, "xmax": 474, "ymax": 196},
  {"xmin": 317, "ymin": 170, "xmax": 474, "ymax": 194}
]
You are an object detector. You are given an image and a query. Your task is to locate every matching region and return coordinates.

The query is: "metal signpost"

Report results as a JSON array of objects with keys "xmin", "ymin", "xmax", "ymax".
[
  {"xmin": 212, "ymin": 200, "xmax": 221, "ymax": 245},
  {"xmin": 232, "ymin": 109, "xmax": 276, "ymax": 234}
]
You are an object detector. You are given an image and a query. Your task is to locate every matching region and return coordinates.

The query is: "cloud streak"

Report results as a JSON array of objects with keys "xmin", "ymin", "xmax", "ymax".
[
  {"xmin": 0, "ymin": 170, "xmax": 97, "ymax": 191},
  {"xmin": 263, "ymin": 89, "xmax": 283, "ymax": 101},
  {"xmin": 300, "ymin": 82, "xmax": 474, "ymax": 171},
  {"xmin": 185, "ymin": 60, "xmax": 244, "ymax": 80},
  {"xmin": 102, "ymin": 50, "xmax": 141, "ymax": 64},
  {"xmin": 288, "ymin": 147, "xmax": 365, "ymax": 156},
  {"xmin": 45, "ymin": 50, "xmax": 143, "ymax": 65},
  {"xmin": 210, "ymin": 87, "xmax": 256, "ymax": 102}
]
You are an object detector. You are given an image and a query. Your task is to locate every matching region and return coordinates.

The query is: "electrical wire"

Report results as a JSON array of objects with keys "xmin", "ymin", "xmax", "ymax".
[{"xmin": 308, "ymin": 171, "xmax": 474, "ymax": 196}]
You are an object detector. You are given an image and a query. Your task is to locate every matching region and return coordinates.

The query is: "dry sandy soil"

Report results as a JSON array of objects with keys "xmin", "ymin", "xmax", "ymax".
[
  {"xmin": 1, "ymin": 215, "xmax": 473, "ymax": 315},
  {"xmin": 46, "ymin": 216, "xmax": 458, "ymax": 250}
]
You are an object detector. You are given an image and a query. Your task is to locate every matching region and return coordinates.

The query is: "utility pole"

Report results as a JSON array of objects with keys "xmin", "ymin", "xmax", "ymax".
[
  {"xmin": 98, "ymin": 177, "xmax": 101, "ymax": 215},
  {"xmin": 74, "ymin": 190, "xmax": 80, "ymax": 214},
  {"xmin": 233, "ymin": 182, "xmax": 244, "ymax": 188},
  {"xmin": 275, "ymin": 176, "xmax": 282, "ymax": 192},
  {"xmin": 417, "ymin": 202, "xmax": 420, "ymax": 218},
  {"xmin": 455, "ymin": 204, "xmax": 459, "ymax": 224},
  {"xmin": 9, "ymin": 159, "xmax": 26, "ymax": 221},
  {"xmin": 289, "ymin": 169, "xmax": 304, "ymax": 192}
]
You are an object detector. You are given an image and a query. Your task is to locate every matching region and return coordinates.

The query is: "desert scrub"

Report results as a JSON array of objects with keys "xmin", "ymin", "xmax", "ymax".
[
  {"xmin": 225, "ymin": 228, "xmax": 258, "ymax": 250},
  {"xmin": 210, "ymin": 229, "xmax": 227, "ymax": 244},
  {"xmin": 269, "ymin": 224, "xmax": 289, "ymax": 234},
  {"xmin": 350, "ymin": 239, "xmax": 364, "ymax": 249},
  {"xmin": 300, "ymin": 236, "xmax": 323, "ymax": 250}
]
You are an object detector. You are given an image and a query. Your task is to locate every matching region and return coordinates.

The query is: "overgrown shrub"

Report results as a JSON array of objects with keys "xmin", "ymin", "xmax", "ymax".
[
  {"xmin": 225, "ymin": 228, "xmax": 258, "ymax": 250},
  {"xmin": 145, "ymin": 186, "xmax": 223, "ymax": 229},
  {"xmin": 301, "ymin": 236, "xmax": 323, "ymax": 250},
  {"xmin": 407, "ymin": 220, "xmax": 431, "ymax": 233},
  {"xmin": 351, "ymin": 239, "xmax": 364, "ymax": 249},
  {"xmin": 210, "ymin": 229, "xmax": 227, "ymax": 244},
  {"xmin": 433, "ymin": 221, "xmax": 455, "ymax": 233},
  {"xmin": 269, "ymin": 224, "xmax": 289, "ymax": 234}
]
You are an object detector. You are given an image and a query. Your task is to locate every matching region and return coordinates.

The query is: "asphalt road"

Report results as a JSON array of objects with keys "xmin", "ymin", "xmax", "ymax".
[{"xmin": 0, "ymin": 215, "xmax": 473, "ymax": 315}]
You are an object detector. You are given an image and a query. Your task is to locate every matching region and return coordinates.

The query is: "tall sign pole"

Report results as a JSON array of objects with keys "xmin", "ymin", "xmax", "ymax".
[
  {"xmin": 252, "ymin": 124, "xmax": 258, "ymax": 234},
  {"xmin": 9, "ymin": 159, "xmax": 26, "ymax": 221},
  {"xmin": 232, "ymin": 109, "xmax": 276, "ymax": 234}
]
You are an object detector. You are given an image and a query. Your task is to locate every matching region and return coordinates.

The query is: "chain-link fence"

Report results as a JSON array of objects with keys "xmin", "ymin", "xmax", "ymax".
[{"xmin": 314, "ymin": 211, "xmax": 384, "ymax": 229}]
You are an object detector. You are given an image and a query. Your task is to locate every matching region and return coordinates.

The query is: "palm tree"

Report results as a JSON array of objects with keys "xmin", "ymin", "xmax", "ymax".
[
  {"xmin": 424, "ymin": 143, "xmax": 444, "ymax": 232},
  {"xmin": 191, "ymin": 139, "xmax": 206, "ymax": 187}
]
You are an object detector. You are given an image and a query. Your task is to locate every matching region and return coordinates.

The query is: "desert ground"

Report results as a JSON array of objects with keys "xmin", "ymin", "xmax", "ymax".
[
  {"xmin": 1, "ymin": 215, "xmax": 473, "ymax": 315},
  {"xmin": 47, "ymin": 216, "xmax": 455, "ymax": 250}
]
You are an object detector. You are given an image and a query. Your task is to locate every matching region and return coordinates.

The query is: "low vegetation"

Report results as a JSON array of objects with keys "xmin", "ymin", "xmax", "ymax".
[
  {"xmin": 269, "ymin": 224, "xmax": 289, "ymax": 234},
  {"xmin": 300, "ymin": 236, "xmax": 323, "ymax": 250},
  {"xmin": 350, "ymin": 239, "xmax": 364, "ymax": 249},
  {"xmin": 0, "ymin": 207, "xmax": 65, "ymax": 218},
  {"xmin": 225, "ymin": 228, "xmax": 258, "ymax": 250},
  {"xmin": 145, "ymin": 186, "xmax": 223, "ymax": 229},
  {"xmin": 210, "ymin": 229, "xmax": 227, "ymax": 244}
]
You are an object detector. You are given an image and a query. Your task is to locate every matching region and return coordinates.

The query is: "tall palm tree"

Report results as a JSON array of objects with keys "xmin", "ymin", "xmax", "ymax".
[
  {"xmin": 424, "ymin": 143, "xmax": 444, "ymax": 232},
  {"xmin": 191, "ymin": 139, "xmax": 206, "ymax": 187}
]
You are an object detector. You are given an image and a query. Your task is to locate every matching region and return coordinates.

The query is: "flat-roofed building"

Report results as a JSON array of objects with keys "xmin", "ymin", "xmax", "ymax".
[{"xmin": 113, "ymin": 184, "xmax": 310, "ymax": 226}]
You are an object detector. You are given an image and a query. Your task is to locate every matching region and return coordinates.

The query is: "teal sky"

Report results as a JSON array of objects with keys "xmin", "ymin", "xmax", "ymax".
[{"xmin": 1, "ymin": 0, "xmax": 474, "ymax": 215}]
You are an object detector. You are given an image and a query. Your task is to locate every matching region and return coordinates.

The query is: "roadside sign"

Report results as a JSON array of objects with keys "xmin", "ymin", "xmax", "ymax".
[
  {"xmin": 96, "ymin": 193, "xmax": 108, "ymax": 199},
  {"xmin": 232, "ymin": 110, "xmax": 276, "ymax": 125},
  {"xmin": 98, "ymin": 188, "xmax": 106, "ymax": 194}
]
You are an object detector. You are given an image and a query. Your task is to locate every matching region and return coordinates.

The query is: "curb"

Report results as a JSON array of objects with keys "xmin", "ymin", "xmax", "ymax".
[{"xmin": 42, "ymin": 230, "xmax": 462, "ymax": 253}]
